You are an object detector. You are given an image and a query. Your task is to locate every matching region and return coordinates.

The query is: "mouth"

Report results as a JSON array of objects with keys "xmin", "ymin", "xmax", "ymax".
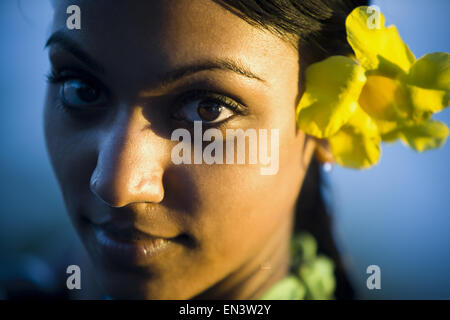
[{"xmin": 88, "ymin": 222, "xmax": 190, "ymax": 268}]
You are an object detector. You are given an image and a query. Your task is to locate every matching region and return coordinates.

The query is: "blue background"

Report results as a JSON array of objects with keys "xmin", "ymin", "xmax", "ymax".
[{"xmin": 0, "ymin": 0, "xmax": 449, "ymax": 299}]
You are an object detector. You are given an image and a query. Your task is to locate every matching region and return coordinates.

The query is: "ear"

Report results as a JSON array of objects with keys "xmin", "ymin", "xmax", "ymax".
[
  {"xmin": 314, "ymin": 138, "xmax": 334, "ymax": 164},
  {"xmin": 301, "ymin": 134, "xmax": 334, "ymax": 169},
  {"xmin": 301, "ymin": 134, "xmax": 317, "ymax": 169}
]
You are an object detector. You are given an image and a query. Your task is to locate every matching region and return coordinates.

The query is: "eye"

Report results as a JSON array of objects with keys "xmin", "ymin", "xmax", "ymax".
[
  {"xmin": 60, "ymin": 79, "xmax": 106, "ymax": 109},
  {"xmin": 173, "ymin": 91, "xmax": 246, "ymax": 125},
  {"xmin": 177, "ymin": 99, "xmax": 234, "ymax": 123}
]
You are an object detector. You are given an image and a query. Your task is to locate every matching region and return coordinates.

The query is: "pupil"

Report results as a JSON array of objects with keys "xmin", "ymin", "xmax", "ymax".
[
  {"xmin": 198, "ymin": 102, "xmax": 222, "ymax": 121},
  {"xmin": 77, "ymin": 85, "xmax": 98, "ymax": 102}
]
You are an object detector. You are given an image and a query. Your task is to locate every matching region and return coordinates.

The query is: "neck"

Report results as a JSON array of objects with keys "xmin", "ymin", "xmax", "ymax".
[{"xmin": 193, "ymin": 212, "xmax": 294, "ymax": 299}]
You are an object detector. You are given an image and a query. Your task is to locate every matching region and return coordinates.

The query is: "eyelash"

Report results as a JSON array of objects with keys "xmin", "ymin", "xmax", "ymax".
[
  {"xmin": 46, "ymin": 68, "xmax": 97, "ymax": 87},
  {"xmin": 46, "ymin": 69, "xmax": 249, "ymax": 125},
  {"xmin": 46, "ymin": 69, "xmax": 66, "ymax": 84},
  {"xmin": 172, "ymin": 89, "xmax": 248, "ymax": 123},
  {"xmin": 46, "ymin": 69, "xmax": 106, "ymax": 117}
]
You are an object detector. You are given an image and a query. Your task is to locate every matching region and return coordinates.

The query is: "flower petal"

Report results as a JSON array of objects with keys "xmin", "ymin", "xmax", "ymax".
[
  {"xmin": 359, "ymin": 74, "xmax": 441, "ymax": 125},
  {"xmin": 404, "ymin": 52, "xmax": 450, "ymax": 113},
  {"xmin": 329, "ymin": 107, "xmax": 381, "ymax": 169},
  {"xmin": 406, "ymin": 84, "xmax": 448, "ymax": 113},
  {"xmin": 374, "ymin": 118, "xmax": 401, "ymax": 138},
  {"xmin": 296, "ymin": 56, "xmax": 366, "ymax": 138},
  {"xmin": 398, "ymin": 119, "xmax": 449, "ymax": 152},
  {"xmin": 406, "ymin": 52, "xmax": 450, "ymax": 90},
  {"xmin": 346, "ymin": 6, "xmax": 415, "ymax": 75},
  {"xmin": 358, "ymin": 75, "xmax": 409, "ymax": 120}
]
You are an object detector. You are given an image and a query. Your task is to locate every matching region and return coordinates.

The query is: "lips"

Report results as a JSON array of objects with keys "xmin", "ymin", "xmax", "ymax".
[
  {"xmin": 100, "ymin": 223, "xmax": 173, "ymax": 242},
  {"xmin": 88, "ymin": 222, "xmax": 185, "ymax": 268}
]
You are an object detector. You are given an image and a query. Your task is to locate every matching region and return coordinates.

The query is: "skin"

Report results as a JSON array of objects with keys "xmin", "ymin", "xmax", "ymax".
[{"xmin": 44, "ymin": 0, "xmax": 320, "ymax": 299}]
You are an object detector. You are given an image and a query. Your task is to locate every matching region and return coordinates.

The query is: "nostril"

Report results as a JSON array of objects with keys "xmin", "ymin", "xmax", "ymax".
[
  {"xmin": 90, "ymin": 176, "xmax": 114, "ymax": 207},
  {"xmin": 89, "ymin": 169, "xmax": 165, "ymax": 207},
  {"xmin": 89, "ymin": 174, "xmax": 120, "ymax": 207}
]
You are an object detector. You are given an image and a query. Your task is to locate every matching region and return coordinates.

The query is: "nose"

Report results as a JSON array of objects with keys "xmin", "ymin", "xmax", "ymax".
[{"xmin": 90, "ymin": 108, "xmax": 166, "ymax": 207}]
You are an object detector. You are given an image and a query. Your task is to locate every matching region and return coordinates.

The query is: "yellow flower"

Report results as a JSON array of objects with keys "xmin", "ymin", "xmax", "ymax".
[
  {"xmin": 296, "ymin": 56, "xmax": 367, "ymax": 139},
  {"xmin": 296, "ymin": 6, "xmax": 450, "ymax": 169},
  {"xmin": 328, "ymin": 107, "xmax": 381, "ymax": 169}
]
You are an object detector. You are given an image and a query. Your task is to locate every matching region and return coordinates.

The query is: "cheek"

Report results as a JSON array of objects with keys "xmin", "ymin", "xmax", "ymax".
[
  {"xmin": 183, "ymin": 123, "xmax": 304, "ymax": 269},
  {"xmin": 44, "ymin": 95, "xmax": 97, "ymax": 209}
]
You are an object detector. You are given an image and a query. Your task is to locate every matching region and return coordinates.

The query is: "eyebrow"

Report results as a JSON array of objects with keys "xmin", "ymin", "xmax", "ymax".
[
  {"xmin": 45, "ymin": 31, "xmax": 267, "ymax": 88},
  {"xmin": 45, "ymin": 31, "xmax": 106, "ymax": 74},
  {"xmin": 158, "ymin": 58, "xmax": 266, "ymax": 87}
]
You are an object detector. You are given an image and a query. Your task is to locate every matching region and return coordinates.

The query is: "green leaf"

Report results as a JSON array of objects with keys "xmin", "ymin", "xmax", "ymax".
[
  {"xmin": 299, "ymin": 256, "xmax": 336, "ymax": 300},
  {"xmin": 260, "ymin": 276, "xmax": 306, "ymax": 300}
]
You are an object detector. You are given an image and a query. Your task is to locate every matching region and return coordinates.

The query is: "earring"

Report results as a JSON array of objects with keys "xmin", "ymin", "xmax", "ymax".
[{"xmin": 322, "ymin": 161, "xmax": 333, "ymax": 172}]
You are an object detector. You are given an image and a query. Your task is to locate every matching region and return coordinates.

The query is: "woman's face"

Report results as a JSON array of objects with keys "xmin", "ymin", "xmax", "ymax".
[{"xmin": 44, "ymin": 0, "xmax": 313, "ymax": 299}]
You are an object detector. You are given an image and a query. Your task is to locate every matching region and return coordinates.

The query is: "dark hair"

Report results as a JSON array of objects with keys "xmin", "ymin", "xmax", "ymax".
[
  {"xmin": 215, "ymin": 0, "xmax": 370, "ymax": 299},
  {"xmin": 296, "ymin": 158, "xmax": 354, "ymax": 299}
]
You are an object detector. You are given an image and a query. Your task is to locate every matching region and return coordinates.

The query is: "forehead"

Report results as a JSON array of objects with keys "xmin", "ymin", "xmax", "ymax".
[{"xmin": 50, "ymin": 0, "xmax": 298, "ymax": 86}]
